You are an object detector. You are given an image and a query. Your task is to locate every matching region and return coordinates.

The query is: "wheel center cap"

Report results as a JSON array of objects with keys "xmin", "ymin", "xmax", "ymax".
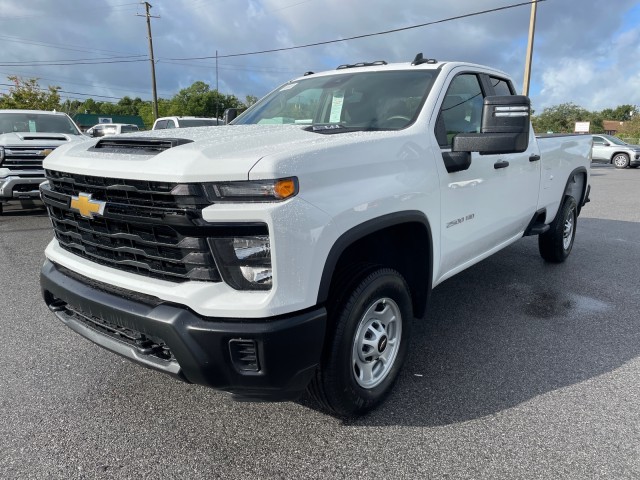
[{"xmin": 378, "ymin": 335, "xmax": 388, "ymax": 353}]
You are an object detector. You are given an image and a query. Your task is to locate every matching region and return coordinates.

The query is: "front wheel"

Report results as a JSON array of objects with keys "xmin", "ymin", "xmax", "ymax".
[
  {"xmin": 538, "ymin": 196, "xmax": 577, "ymax": 263},
  {"xmin": 308, "ymin": 268, "xmax": 412, "ymax": 417},
  {"xmin": 613, "ymin": 153, "xmax": 630, "ymax": 168}
]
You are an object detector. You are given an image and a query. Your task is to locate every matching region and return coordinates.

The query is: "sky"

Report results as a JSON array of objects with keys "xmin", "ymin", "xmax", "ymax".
[{"xmin": 0, "ymin": 0, "xmax": 638, "ymax": 113}]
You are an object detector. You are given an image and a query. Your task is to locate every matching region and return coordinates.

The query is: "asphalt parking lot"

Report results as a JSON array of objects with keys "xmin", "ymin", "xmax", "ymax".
[{"xmin": 1, "ymin": 164, "xmax": 639, "ymax": 479}]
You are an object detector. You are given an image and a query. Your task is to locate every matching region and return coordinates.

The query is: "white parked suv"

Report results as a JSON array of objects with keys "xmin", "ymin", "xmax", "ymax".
[
  {"xmin": 152, "ymin": 116, "xmax": 222, "ymax": 130},
  {"xmin": 40, "ymin": 55, "xmax": 592, "ymax": 416},
  {"xmin": 591, "ymin": 134, "xmax": 640, "ymax": 168}
]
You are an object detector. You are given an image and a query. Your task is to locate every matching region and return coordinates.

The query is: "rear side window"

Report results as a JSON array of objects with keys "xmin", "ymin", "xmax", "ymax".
[
  {"xmin": 490, "ymin": 77, "xmax": 514, "ymax": 96},
  {"xmin": 122, "ymin": 125, "xmax": 139, "ymax": 133},
  {"xmin": 166, "ymin": 120, "xmax": 176, "ymax": 129},
  {"xmin": 154, "ymin": 120, "xmax": 167, "ymax": 130}
]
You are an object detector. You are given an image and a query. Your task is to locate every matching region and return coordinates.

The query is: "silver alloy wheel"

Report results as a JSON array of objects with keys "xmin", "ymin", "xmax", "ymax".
[
  {"xmin": 563, "ymin": 208, "xmax": 575, "ymax": 250},
  {"xmin": 351, "ymin": 297, "xmax": 402, "ymax": 389},
  {"xmin": 613, "ymin": 153, "xmax": 629, "ymax": 168}
]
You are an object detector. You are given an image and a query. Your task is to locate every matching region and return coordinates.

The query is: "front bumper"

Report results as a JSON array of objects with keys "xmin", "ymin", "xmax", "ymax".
[
  {"xmin": 41, "ymin": 260, "xmax": 327, "ymax": 401},
  {"xmin": 0, "ymin": 174, "xmax": 44, "ymax": 200}
]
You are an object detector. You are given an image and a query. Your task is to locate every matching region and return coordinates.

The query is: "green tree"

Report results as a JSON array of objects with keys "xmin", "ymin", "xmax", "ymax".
[
  {"xmin": 244, "ymin": 95, "xmax": 258, "ymax": 107},
  {"xmin": 617, "ymin": 115, "xmax": 640, "ymax": 140},
  {"xmin": 0, "ymin": 76, "xmax": 61, "ymax": 110},
  {"xmin": 532, "ymin": 103, "xmax": 592, "ymax": 134},
  {"xmin": 599, "ymin": 104, "xmax": 638, "ymax": 122}
]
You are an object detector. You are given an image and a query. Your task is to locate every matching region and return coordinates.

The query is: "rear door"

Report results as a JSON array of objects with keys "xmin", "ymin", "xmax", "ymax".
[{"xmin": 434, "ymin": 70, "xmax": 540, "ymax": 280}]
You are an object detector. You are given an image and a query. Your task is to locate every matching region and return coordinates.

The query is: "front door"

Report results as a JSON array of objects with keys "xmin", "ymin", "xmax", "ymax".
[{"xmin": 434, "ymin": 72, "xmax": 540, "ymax": 281}]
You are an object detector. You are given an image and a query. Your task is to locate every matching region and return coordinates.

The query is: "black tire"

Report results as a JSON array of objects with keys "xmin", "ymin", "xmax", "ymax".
[
  {"xmin": 612, "ymin": 153, "xmax": 630, "ymax": 168},
  {"xmin": 308, "ymin": 267, "xmax": 412, "ymax": 417},
  {"xmin": 538, "ymin": 196, "xmax": 577, "ymax": 263}
]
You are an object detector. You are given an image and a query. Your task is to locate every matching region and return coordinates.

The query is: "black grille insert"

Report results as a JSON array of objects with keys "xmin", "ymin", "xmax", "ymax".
[
  {"xmin": 91, "ymin": 136, "xmax": 193, "ymax": 153},
  {"xmin": 63, "ymin": 300, "xmax": 175, "ymax": 362}
]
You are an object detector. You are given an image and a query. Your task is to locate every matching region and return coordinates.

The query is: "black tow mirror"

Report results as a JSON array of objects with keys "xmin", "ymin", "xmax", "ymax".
[
  {"xmin": 452, "ymin": 95, "xmax": 530, "ymax": 155},
  {"xmin": 223, "ymin": 108, "xmax": 239, "ymax": 124}
]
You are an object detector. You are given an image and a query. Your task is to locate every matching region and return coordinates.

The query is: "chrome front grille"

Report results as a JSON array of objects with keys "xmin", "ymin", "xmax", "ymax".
[{"xmin": 2, "ymin": 146, "xmax": 57, "ymax": 171}]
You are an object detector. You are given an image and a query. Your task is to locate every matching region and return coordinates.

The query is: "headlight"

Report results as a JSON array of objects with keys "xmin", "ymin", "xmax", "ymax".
[
  {"xmin": 208, "ymin": 230, "xmax": 272, "ymax": 290},
  {"xmin": 203, "ymin": 177, "xmax": 298, "ymax": 202}
]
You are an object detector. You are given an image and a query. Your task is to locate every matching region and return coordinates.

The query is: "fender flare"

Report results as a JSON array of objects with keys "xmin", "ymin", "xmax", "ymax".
[{"xmin": 316, "ymin": 210, "xmax": 434, "ymax": 311}]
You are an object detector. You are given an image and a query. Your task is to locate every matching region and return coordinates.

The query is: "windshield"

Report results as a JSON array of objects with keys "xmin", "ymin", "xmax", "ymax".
[
  {"xmin": 602, "ymin": 134, "xmax": 627, "ymax": 146},
  {"xmin": 178, "ymin": 119, "xmax": 220, "ymax": 127},
  {"xmin": 234, "ymin": 70, "xmax": 439, "ymax": 130},
  {"xmin": 0, "ymin": 112, "xmax": 81, "ymax": 135}
]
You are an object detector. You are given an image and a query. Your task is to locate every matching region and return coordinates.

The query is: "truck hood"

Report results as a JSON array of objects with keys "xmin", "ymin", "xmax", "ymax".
[
  {"xmin": 0, "ymin": 131, "xmax": 83, "ymax": 146},
  {"xmin": 43, "ymin": 125, "xmax": 393, "ymax": 182}
]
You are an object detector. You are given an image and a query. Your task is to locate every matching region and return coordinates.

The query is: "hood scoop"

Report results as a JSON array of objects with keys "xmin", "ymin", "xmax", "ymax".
[
  {"xmin": 90, "ymin": 137, "xmax": 194, "ymax": 154},
  {"xmin": 20, "ymin": 134, "xmax": 69, "ymax": 141}
]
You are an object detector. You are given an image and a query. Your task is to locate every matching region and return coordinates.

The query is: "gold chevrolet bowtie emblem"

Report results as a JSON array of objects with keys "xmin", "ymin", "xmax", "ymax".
[
  {"xmin": 69, "ymin": 193, "xmax": 106, "ymax": 219},
  {"xmin": 40, "ymin": 149, "xmax": 54, "ymax": 157}
]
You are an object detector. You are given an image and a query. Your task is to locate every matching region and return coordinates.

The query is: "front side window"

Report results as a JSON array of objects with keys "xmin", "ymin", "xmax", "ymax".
[
  {"xmin": 603, "ymin": 134, "xmax": 626, "ymax": 146},
  {"xmin": 166, "ymin": 120, "xmax": 176, "ymax": 129},
  {"xmin": 436, "ymin": 74, "xmax": 484, "ymax": 147},
  {"xmin": 154, "ymin": 120, "xmax": 167, "ymax": 130},
  {"xmin": 592, "ymin": 136, "xmax": 605, "ymax": 145},
  {"xmin": 235, "ymin": 70, "xmax": 439, "ymax": 131}
]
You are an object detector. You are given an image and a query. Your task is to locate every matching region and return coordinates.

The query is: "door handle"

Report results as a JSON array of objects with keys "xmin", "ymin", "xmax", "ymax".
[
  {"xmin": 494, "ymin": 160, "xmax": 510, "ymax": 169},
  {"xmin": 529, "ymin": 154, "xmax": 541, "ymax": 162}
]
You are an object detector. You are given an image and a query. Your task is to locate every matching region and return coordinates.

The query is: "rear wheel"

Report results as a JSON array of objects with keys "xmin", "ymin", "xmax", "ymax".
[
  {"xmin": 612, "ymin": 153, "xmax": 630, "ymax": 168},
  {"xmin": 308, "ymin": 267, "xmax": 412, "ymax": 417},
  {"xmin": 538, "ymin": 196, "xmax": 577, "ymax": 263}
]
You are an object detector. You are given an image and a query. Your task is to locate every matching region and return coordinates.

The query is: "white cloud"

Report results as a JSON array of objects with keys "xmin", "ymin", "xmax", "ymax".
[{"xmin": 0, "ymin": 0, "xmax": 638, "ymax": 113}]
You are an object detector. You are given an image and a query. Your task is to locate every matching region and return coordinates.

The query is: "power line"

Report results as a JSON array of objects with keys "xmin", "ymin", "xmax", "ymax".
[
  {"xmin": 0, "ymin": 70, "xmax": 174, "ymax": 97},
  {"xmin": 0, "ymin": 58, "xmax": 149, "ymax": 67},
  {"xmin": 0, "ymin": 34, "xmax": 144, "ymax": 57},
  {"xmin": 0, "ymin": 82, "xmax": 121, "ymax": 100},
  {"xmin": 0, "ymin": 2, "xmax": 139, "ymax": 21},
  {"xmin": 167, "ymin": 0, "xmax": 547, "ymax": 61},
  {"xmin": 0, "ymin": 1, "xmax": 545, "ymax": 67},
  {"xmin": 0, "ymin": 55, "xmax": 147, "ymax": 66}
]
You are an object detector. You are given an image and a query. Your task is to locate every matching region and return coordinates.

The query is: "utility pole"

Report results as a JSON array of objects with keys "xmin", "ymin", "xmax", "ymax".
[
  {"xmin": 215, "ymin": 50, "xmax": 219, "ymax": 120},
  {"xmin": 522, "ymin": 0, "xmax": 538, "ymax": 97},
  {"xmin": 138, "ymin": 2, "xmax": 159, "ymax": 120}
]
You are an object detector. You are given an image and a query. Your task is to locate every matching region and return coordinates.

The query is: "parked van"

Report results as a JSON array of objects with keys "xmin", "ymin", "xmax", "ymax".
[
  {"xmin": 86, "ymin": 123, "xmax": 140, "ymax": 137},
  {"xmin": 152, "ymin": 116, "xmax": 222, "ymax": 130}
]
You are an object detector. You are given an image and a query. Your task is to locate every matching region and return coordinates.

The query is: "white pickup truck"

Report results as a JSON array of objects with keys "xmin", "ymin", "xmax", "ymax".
[
  {"xmin": 0, "ymin": 109, "xmax": 84, "ymax": 214},
  {"xmin": 39, "ymin": 55, "xmax": 592, "ymax": 416}
]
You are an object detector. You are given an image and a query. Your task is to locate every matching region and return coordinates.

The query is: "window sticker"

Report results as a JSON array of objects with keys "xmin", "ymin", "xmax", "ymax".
[
  {"xmin": 329, "ymin": 92, "xmax": 344, "ymax": 123},
  {"xmin": 29, "ymin": 120, "xmax": 36, "ymax": 132}
]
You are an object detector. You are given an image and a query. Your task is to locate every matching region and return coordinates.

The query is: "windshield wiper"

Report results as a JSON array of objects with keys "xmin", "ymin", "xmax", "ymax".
[{"xmin": 305, "ymin": 124, "xmax": 382, "ymax": 134}]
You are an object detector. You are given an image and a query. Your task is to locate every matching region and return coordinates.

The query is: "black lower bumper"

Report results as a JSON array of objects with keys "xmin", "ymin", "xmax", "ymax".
[{"xmin": 40, "ymin": 260, "xmax": 327, "ymax": 401}]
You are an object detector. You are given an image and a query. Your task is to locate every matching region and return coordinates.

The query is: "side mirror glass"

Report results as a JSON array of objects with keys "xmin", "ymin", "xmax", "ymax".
[
  {"xmin": 452, "ymin": 95, "xmax": 530, "ymax": 155},
  {"xmin": 223, "ymin": 108, "xmax": 239, "ymax": 124}
]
